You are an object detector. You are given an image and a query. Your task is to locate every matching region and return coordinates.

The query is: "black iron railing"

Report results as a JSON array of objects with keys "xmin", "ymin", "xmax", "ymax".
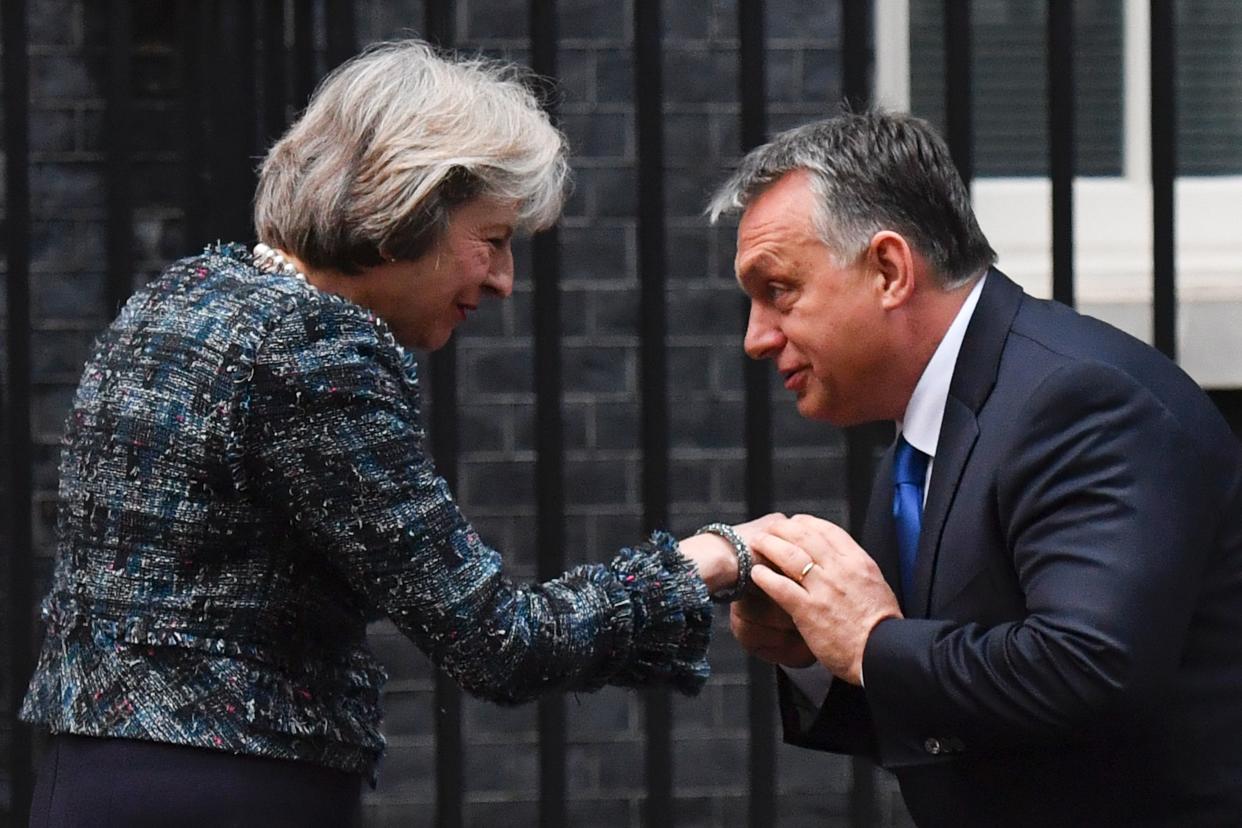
[{"xmin": 0, "ymin": 2, "xmax": 1196, "ymax": 825}]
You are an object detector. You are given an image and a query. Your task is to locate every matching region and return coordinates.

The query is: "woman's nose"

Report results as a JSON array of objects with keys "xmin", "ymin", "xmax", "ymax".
[{"xmin": 485, "ymin": 249, "xmax": 514, "ymax": 298}]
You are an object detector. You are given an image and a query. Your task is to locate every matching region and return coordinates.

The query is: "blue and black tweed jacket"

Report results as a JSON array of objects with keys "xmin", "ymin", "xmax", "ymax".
[{"xmin": 21, "ymin": 244, "xmax": 712, "ymax": 776}]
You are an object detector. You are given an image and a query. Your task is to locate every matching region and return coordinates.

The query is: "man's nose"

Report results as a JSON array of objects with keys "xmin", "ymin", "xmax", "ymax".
[{"xmin": 743, "ymin": 304, "xmax": 784, "ymax": 360}]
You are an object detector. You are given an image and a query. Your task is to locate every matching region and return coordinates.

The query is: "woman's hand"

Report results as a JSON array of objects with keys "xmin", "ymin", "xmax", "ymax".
[{"xmin": 677, "ymin": 512, "xmax": 786, "ymax": 597}]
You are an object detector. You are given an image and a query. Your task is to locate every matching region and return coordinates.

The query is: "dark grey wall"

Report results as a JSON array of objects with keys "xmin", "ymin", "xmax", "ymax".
[{"xmin": 2, "ymin": 1, "xmax": 913, "ymax": 825}]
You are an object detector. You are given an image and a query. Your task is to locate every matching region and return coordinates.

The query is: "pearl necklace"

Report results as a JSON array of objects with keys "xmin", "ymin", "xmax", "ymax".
[{"xmin": 252, "ymin": 242, "xmax": 308, "ymax": 282}]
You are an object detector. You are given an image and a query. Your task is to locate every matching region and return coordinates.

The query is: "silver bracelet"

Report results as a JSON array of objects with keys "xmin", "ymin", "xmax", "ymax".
[{"xmin": 694, "ymin": 522, "xmax": 753, "ymax": 603}]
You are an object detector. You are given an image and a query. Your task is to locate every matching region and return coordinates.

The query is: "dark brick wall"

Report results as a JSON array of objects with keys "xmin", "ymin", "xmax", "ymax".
[{"xmin": 2, "ymin": 1, "xmax": 912, "ymax": 825}]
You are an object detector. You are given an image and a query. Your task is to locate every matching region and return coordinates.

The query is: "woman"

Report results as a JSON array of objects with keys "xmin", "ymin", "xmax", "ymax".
[{"xmin": 21, "ymin": 40, "xmax": 764, "ymax": 826}]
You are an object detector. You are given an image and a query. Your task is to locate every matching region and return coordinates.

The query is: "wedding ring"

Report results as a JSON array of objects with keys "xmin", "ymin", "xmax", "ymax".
[{"xmin": 796, "ymin": 560, "xmax": 816, "ymax": 584}]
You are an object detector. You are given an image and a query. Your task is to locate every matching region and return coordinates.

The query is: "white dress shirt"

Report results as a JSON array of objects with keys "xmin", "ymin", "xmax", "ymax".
[{"xmin": 781, "ymin": 273, "xmax": 988, "ymax": 703}]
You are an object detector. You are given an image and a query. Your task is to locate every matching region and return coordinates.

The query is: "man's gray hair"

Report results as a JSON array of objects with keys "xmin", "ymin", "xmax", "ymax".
[
  {"xmin": 707, "ymin": 111, "xmax": 995, "ymax": 288},
  {"xmin": 255, "ymin": 39, "xmax": 570, "ymax": 273}
]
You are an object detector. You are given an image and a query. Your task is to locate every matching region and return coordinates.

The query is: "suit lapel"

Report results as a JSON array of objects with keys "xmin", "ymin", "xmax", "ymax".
[
  {"xmin": 863, "ymin": 448, "xmax": 902, "ymax": 597},
  {"xmin": 909, "ymin": 268, "xmax": 1025, "ymax": 617},
  {"xmin": 911, "ymin": 397, "xmax": 979, "ymax": 615}
]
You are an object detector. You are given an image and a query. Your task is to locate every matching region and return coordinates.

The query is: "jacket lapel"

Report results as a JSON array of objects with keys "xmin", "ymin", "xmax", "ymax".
[
  {"xmin": 909, "ymin": 268, "xmax": 1024, "ymax": 617},
  {"xmin": 911, "ymin": 398, "xmax": 979, "ymax": 615},
  {"xmin": 863, "ymin": 448, "xmax": 902, "ymax": 597}
]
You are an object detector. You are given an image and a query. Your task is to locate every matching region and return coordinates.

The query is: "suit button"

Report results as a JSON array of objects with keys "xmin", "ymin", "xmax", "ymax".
[{"xmin": 924, "ymin": 737, "xmax": 942, "ymax": 755}]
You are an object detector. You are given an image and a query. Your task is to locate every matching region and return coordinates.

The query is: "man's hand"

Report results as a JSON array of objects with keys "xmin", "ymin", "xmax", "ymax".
[
  {"xmin": 729, "ymin": 511, "xmax": 815, "ymax": 666},
  {"xmin": 749, "ymin": 514, "xmax": 901, "ymax": 685},
  {"xmin": 730, "ymin": 588, "xmax": 815, "ymax": 667},
  {"xmin": 731, "ymin": 511, "xmax": 787, "ymax": 549}
]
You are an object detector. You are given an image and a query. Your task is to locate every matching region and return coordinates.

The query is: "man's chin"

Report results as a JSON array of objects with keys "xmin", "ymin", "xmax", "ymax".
[
  {"xmin": 796, "ymin": 396, "xmax": 868, "ymax": 427},
  {"xmin": 795, "ymin": 394, "xmax": 837, "ymax": 423}
]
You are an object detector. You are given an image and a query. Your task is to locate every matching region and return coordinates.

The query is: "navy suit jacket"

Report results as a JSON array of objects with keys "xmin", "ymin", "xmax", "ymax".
[{"xmin": 778, "ymin": 270, "xmax": 1242, "ymax": 827}]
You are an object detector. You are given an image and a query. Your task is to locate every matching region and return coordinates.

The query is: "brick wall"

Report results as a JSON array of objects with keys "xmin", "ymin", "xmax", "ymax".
[{"xmin": 2, "ymin": 1, "xmax": 911, "ymax": 825}]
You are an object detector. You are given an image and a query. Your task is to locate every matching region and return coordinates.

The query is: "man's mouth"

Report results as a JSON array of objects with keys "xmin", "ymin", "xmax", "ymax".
[
  {"xmin": 456, "ymin": 303, "xmax": 477, "ymax": 321},
  {"xmin": 782, "ymin": 367, "xmax": 809, "ymax": 392}
]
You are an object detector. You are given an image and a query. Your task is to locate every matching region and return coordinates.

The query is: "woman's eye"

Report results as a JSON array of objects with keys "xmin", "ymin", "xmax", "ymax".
[{"xmin": 486, "ymin": 231, "xmax": 513, "ymax": 250}]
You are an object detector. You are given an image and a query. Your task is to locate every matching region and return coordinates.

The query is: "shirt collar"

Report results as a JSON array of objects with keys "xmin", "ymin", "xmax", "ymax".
[{"xmin": 897, "ymin": 273, "xmax": 988, "ymax": 459}]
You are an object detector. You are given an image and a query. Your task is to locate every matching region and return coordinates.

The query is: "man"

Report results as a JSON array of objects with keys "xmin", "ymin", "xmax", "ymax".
[{"xmin": 709, "ymin": 112, "xmax": 1242, "ymax": 826}]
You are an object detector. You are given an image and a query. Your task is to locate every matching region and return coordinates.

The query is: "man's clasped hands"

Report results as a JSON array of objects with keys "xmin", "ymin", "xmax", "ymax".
[{"xmin": 732, "ymin": 513, "xmax": 904, "ymax": 687}]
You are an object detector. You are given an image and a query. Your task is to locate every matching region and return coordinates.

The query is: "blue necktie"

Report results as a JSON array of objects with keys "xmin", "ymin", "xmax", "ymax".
[{"xmin": 893, "ymin": 435, "xmax": 930, "ymax": 605}]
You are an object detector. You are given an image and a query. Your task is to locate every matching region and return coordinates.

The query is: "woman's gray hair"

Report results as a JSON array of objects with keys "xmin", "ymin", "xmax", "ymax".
[
  {"xmin": 255, "ymin": 39, "xmax": 570, "ymax": 273},
  {"xmin": 707, "ymin": 111, "xmax": 995, "ymax": 289}
]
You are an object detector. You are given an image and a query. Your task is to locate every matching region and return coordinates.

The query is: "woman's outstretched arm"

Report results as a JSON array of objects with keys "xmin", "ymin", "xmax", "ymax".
[{"xmin": 246, "ymin": 296, "xmax": 750, "ymax": 702}]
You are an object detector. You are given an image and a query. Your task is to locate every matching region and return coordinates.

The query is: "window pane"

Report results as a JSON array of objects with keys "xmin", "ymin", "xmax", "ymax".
[
  {"xmin": 1177, "ymin": 0, "xmax": 1242, "ymax": 175},
  {"xmin": 910, "ymin": 0, "xmax": 1124, "ymax": 177}
]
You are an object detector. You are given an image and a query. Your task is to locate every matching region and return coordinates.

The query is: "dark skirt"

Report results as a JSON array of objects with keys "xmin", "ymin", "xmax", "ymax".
[{"xmin": 29, "ymin": 733, "xmax": 362, "ymax": 828}]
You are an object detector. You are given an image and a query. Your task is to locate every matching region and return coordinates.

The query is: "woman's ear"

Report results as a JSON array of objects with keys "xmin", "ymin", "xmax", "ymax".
[{"xmin": 868, "ymin": 231, "xmax": 916, "ymax": 310}]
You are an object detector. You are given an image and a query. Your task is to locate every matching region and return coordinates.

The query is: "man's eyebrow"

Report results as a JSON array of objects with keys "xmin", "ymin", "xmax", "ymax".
[
  {"xmin": 734, "ymin": 259, "xmax": 760, "ymax": 290},
  {"xmin": 736, "ymin": 250, "xmax": 779, "ymax": 283}
]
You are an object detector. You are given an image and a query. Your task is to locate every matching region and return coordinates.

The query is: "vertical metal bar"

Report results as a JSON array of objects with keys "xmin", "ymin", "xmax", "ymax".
[
  {"xmin": 207, "ymin": 0, "xmax": 231, "ymax": 235},
  {"xmin": 1150, "ymin": 0, "xmax": 1176, "ymax": 359},
  {"xmin": 201, "ymin": 1, "xmax": 255, "ymax": 241},
  {"xmin": 261, "ymin": 0, "xmax": 288, "ymax": 148},
  {"xmin": 737, "ymin": 1, "xmax": 775, "ymax": 826},
  {"xmin": 841, "ymin": 0, "xmax": 872, "ymax": 111},
  {"xmin": 1048, "ymin": 0, "xmax": 1075, "ymax": 307},
  {"xmin": 843, "ymin": 419, "xmax": 887, "ymax": 828},
  {"xmin": 737, "ymin": 0, "xmax": 767, "ymax": 185},
  {"xmin": 106, "ymin": 0, "xmax": 134, "ymax": 315},
  {"xmin": 430, "ymin": 294, "xmax": 464, "ymax": 828},
  {"xmin": 529, "ymin": 2, "xmax": 567, "ymax": 826},
  {"xmin": 634, "ymin": 1, "xmax": 672, "ymax": 824},
  {"xmin": 324, "ymin": 0, "xmax": 355, "ymax": 72},
  {"xmin": 429, "ymin": 334, "xmax": 463, "ymax": 828},
  {"xmin": 2, "ymin": 0, "xmax": 35, "ymax": 821},
  {"xmin": 244, "ymin": 4, "xmax": 260, "ymax": 229},
  {"xmin": 291, "ymin": 0, "xmax": 318, "ymax": 109},
  {"xmin": 839, "ymin": 3, "xmax": 882, "ymax": 826},
  {"xmin": 422, "ymin": 6, "xmax": 464, "ymax": 825},
  {"xmin": 179, "ymin": 0, "xmax": 209, "ymax": 247},
  {"xmin": 425, "ymin": 0, "xmax": 456, "ymax": 52},
  {"xmin": 943, "ymin": 0, "xmax": 974, "ymax": 186}
]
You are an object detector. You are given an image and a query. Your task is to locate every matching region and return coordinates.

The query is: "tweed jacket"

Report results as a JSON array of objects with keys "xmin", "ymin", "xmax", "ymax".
[{"xmin": 21, "ymin": 244, "xmax": 713, "ymax": 776}]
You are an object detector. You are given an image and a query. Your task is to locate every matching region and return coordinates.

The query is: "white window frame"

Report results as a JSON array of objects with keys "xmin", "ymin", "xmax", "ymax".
[{"xmin": 874, "ymin": 0, "xmax": 1242, "ymax": 387}]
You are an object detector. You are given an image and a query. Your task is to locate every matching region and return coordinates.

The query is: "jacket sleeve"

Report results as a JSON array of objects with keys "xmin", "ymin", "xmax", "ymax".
[
  {"xmin": 245, "ymin": 297, "xmax": 712, "ymax": 703},
  {"xmin": 861, "ymin": 360, "xmax": 1218, "ymax": 766},
  {"xmin": 777, "ymin": 668, "xmax": 878, "ymax": 759}
]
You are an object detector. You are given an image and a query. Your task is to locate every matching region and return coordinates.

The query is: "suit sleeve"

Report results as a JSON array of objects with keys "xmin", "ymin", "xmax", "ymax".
[
  {"xmin": 777, "ymin": 667, "xmax": 878, "ymax": 758},
  {"xmin": 245, "ymin": 298, "xmax": 712, "ymax": 704},
  {"xmin": 860, "ymin": 361, "xmax": 1217, "ymax": 766}
]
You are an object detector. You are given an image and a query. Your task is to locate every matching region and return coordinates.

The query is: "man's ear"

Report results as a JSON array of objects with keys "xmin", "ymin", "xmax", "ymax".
[{"xmin": 867, "ymin": 231, "xmax": 915, "ymax": 310}]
